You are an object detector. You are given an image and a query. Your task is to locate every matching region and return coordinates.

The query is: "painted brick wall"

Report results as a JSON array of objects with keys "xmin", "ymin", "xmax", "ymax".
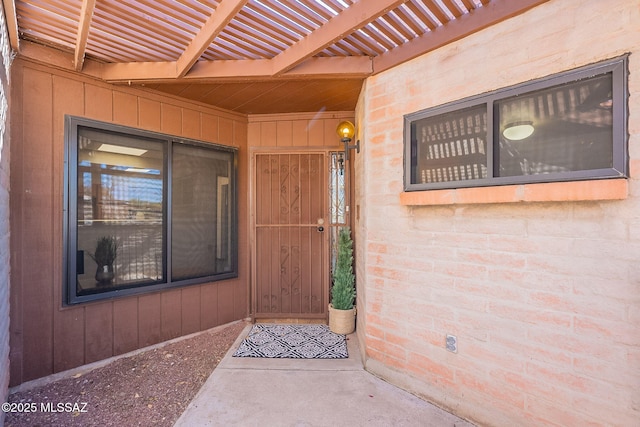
[
  {"xmin": 356, "ymin": 0, "xmax": 640, "ymax": 425},
  {"xmin": 0, "ymin": 4, "xmax": 11, "ymax": 422}
]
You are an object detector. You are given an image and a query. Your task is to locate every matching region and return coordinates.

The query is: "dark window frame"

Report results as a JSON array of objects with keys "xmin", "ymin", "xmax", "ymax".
[
  {"xmin": 63, "ymin": 116, "xmax": 239, "ymax": 305},
  {"xmin": 404, "ymin": 55, "xmax": 629, "ymax": 191}
]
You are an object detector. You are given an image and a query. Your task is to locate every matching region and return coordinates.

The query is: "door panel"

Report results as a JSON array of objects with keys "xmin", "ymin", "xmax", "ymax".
[{"xmin": 254, "ymin": 153, "xmax": 327, "ymax": 318}]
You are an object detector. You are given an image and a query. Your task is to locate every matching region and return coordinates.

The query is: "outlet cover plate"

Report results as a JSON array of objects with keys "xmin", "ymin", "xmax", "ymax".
[{"xmin": 446, "ymin": 334, "xmax": 457, "ymax": 353}]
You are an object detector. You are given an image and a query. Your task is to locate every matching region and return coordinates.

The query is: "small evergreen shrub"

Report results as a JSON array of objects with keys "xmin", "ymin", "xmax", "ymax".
[{"xmin": 331, "ymin": 227, "xmax": 355, "ymax": 310}]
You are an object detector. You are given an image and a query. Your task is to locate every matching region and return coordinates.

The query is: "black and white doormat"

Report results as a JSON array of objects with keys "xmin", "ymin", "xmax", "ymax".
[{"xmin": 232, "ymin": 324, "xmax": 348, "ymax": 359}]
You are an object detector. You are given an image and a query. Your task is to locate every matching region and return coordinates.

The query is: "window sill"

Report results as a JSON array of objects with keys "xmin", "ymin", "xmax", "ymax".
[{"xmin": 399, "ymin": 179, "xmax": 628, "ymax": 206}]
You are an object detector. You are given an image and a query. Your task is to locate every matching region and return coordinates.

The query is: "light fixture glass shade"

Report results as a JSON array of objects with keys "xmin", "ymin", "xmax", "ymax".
[
  {"xmin": 503, "ymin": 121, "xmax": 534, "ymax": 141},
  {"xmin": 98, "ymin": 143, "xmax": 148, "ymax": 156},
  {"xmin": 336, "ymin": 120, "xmax": 355, "ymax": 140}
]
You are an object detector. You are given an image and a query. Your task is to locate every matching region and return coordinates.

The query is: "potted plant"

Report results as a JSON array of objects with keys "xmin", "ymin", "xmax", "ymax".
[
  {"xmin": 329, "ymin": 227, "xmax": 356, "ymax": 334},
  {"xmin": 89, "ymin": 236, "xmax": 118, "ymax": 285}
]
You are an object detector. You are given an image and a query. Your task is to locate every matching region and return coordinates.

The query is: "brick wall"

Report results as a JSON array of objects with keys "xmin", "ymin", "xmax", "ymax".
[
  {"xmin": 356, "ymin": 0, "xmax": 640, "ymax": 425},
  {"xmin": 0, "ymin": 3, "xmax": 11, "ymax": 421}
]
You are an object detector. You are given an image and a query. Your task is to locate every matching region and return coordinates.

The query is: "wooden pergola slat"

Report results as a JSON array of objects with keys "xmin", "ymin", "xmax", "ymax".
[
  {"xmin": 404, "ymin": 1, "xmax": 439, "ymax": 31},
  {"xmin": 3, "ymin": 0, "xmax": 21, "ymax": 50},
  {"xmin": 373, "ymin": 0, "xmax": 552, "ymax": 74},
  {"xmin": 176, "ymin": 0, "xmax": 249, "ymax": 77},
  {"xmin": 236, "ymin": 7, "xmax": 300, "ymax": 49},
  {"xmin": 359, "ymin": 24, "xmax": 398, "ymax": 51},
  {"xmin": 74, "ymin": 0, "xmax": 96, "ymax": 71},
  {"xmin": 382, "ymin": 10, "xmax": 417, "ymax": 41},
  {"xmin": 95, "ymin": 1, "xmax": 191, "ymax": 51},
  {"xmin": 422, "ymin": 0, "xmax": 453, "ymax": 25},
  {"xmin": 394, "ymin": 4, "xmax": 429, "ymax": 36},
  {"xmin": 440, "ymin": 0, "xmax": 464, "ymax": 18},
  {"xmin": 460, "ymin": 0, "xmax": 477, "ymax": 11},
  {"xmin": 367, "ymin": 19, "xmax": 406, "ymax": 46},
  {"xmin": 271, "ymin": 0, "xmax": 406, "ymax": 76}
]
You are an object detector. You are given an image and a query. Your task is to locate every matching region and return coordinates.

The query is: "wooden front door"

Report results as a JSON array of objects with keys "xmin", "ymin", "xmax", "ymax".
[{"xmin": 253, "ymin": 153, "xmax": 328, "ymax": 319}]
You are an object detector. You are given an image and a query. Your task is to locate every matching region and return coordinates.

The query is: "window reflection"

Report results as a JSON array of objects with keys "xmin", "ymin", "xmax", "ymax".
[
  {"xmin": 171, "ymin": 144, "xmax": 233, "ymax": 280},
  {"xmin": 330, "ymin": 151, "xmax": 347, "ymax": 274},
  {"xmin": 497, "ymin": 74, "xmax": 613, "ymax": 176},
  {"xmin": 76, "ymin": 129, "xmax": 164, "ymax": 294}
]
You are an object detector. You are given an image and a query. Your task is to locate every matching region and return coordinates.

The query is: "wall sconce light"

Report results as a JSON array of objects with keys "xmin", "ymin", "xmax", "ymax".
[
  {"xmin": 503, "ymin": 121, "xmax": 534, "ymax": 141},
  {"xmin": 336, "ymin": 120, "xmax": 360, "ymax": 160}
]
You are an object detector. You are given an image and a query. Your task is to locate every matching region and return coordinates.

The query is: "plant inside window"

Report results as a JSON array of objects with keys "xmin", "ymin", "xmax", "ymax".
[
  {"xmin": 404, "ymin": 55, "xmax": 628, "ymax": 191},
  {"xmin": 89, "ymin": 236, "xmax": 118, "ymax": 285}
]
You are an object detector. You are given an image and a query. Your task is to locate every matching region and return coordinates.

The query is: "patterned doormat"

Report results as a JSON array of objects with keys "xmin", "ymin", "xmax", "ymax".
[{"xmin": 232, "ymin": 324, "xmax": 348, "ymax": 359}]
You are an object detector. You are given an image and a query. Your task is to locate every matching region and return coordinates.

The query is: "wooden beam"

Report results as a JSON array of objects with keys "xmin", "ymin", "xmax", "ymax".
[
  {"xmin": 101, "ymin": 56, "xmax": 372, "ymax": 83},
  {"xmin": 2, "ymin": 0, "xmax": 19, "ymax": 51},
  {"xmin": 280, "ymin": 56, "xmax": 372, "ymax": 79},
  {"xmin": 74, "ymin": 0, "xmax": 97, "ymax": 71},
  {"xmin": 100, "ymin": 61, "xmax": 179, "ymax": 81},
  {"xmin": 175, "ymin": 0, "xmax": 249, "ymax": 78},
  {"xmin": 270, "ymin": 0, "xmax": 406, "ymax": 76},
  {"xmin": 18, "ymin": 40, "xmax": 104, "ymax": 79},
  {"xmin": 18, "ymin": 40, "xmax": 369, "ymax": 84},
  {"xmin": 372, "ymin": 0, "xmax": 551, "ymax": 75},
  {"xmin": 190, "ymin": 56, "xmax": 372, "ymax": 80},
  {"xmin": 20, "ymin": 40, "xmax": 79, "ymax": 71},
  {"xmin": 186, "ymin": 59, "xmax": 278, "ymax": 81}
]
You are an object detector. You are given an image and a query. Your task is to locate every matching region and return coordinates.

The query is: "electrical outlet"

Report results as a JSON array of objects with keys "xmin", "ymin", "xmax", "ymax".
[{"xmin": 446, "ymin": 334, "xmax": 457, "ymax": 353}]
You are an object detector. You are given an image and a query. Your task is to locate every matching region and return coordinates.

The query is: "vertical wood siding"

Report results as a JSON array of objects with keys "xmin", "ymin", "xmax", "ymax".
[
  {"xmin": 0, "ymin": 5, "xmax": 13, "ymax": 417},
  {"xmin": 9, "ymin": 58, "xmax": 249, "ymax": 386},
  {"xmin": 247, "ymin": 113, "xmax": 352, "ymax": 149}
]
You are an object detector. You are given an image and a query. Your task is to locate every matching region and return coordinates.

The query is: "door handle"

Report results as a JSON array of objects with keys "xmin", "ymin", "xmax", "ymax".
[{"xmin": 317, "ymin": 218, "xmax": 325, "ymax": 232}]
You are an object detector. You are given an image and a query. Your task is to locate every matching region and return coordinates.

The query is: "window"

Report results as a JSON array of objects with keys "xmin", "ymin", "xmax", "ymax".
[
  {"xmin": 404, "ymin": 56, "xmax": 628, "ymax": 191},
  {"xmin": 329, "ymin": 151, "xmax": 348, "ymax": 273},
  {"xmin": 64, "ymin": 117, "xmax": 237, "ymax": 304}
]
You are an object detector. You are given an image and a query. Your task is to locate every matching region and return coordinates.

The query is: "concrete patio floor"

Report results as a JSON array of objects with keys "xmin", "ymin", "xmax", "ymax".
[{"xmin": 174, "ymin": 324, "xmax": 474, "ymax": 427}]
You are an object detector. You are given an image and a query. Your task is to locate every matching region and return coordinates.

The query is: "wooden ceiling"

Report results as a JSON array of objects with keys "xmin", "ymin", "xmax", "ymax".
[{"xmin": 3, "ymin": 0, "xmax": 549, "ymax": 114}]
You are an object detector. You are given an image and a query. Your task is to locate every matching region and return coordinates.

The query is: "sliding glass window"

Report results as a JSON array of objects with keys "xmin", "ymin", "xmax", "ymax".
[
  {"xmin": 404, "ymin": 56, "xmax": 628, "ymax": 191},
  {"xmin": 65, "ymin": 117, "xmax": 237, "ymax": 304}
]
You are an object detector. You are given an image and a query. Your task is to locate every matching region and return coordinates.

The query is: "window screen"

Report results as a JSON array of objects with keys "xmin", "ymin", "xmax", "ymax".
[{"xmin": 404, "ymin": 56, "xmax": 628, "ymax": 191}]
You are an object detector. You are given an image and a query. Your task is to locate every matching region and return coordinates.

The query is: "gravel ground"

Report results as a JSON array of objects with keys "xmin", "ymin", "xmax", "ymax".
[{"xmin": 5, "ymin": 321, "xmax": 247, "ymax": 427}]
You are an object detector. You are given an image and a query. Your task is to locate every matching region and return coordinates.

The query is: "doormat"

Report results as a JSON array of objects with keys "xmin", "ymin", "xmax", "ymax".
[{"xmin": 232, "ymin": 323, "xmax": 348, "ymax": 359}]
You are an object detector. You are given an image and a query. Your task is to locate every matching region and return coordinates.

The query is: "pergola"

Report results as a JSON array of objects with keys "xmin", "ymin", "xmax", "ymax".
[{"xmin": 3, "ymin": 0, "xmax": 547, "ymax": 114}]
